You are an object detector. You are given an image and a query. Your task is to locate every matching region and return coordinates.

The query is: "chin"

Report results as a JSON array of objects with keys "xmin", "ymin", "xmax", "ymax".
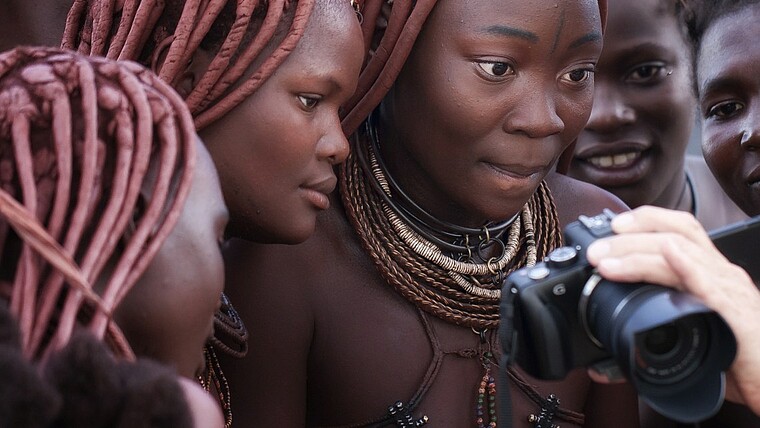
[
  {"xmin": 278, "ymin": 222, "xmax": 316, "ymax": 245},
  {"xmin": 738, "ymin": 196, "xmax": 760, "ymax": 217},
  {"xmin": 255, "ymin": 221, "xmax": 316, "ymax": 244},
  {"xmin": 227, "ymin": 214, "xmax": 315, "ymax": 244}
]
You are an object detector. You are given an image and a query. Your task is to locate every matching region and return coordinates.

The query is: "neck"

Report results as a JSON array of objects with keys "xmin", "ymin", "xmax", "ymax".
[
  {"xmin": 653, "ymin": 169, "xmax": 692, "ymax": 214},
  {"xmin": 373, "ymin": 112, "xmax": 518, "ymax": 228},
  {"xmin": 360, "ymin": 116, "xmax": 518, "ymax": 254}
]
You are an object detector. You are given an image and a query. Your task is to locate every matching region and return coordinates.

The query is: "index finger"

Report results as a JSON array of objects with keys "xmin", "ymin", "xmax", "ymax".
[{"xmin": 610, "ymin": 206, "xmax": 713, "ymax": 248}]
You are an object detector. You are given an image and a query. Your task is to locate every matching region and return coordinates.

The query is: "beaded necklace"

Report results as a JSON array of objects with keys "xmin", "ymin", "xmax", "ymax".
[
  {"xmin": 198, "ymin": 293, "xmax": 248, "ymax": 428},
  {"xmin": 199, "ymin": 345, "xmax": 232, "ymax": 428},
  {"xmin": 340, "ymin": 116, "xmax": 562, "ymax": 329}
]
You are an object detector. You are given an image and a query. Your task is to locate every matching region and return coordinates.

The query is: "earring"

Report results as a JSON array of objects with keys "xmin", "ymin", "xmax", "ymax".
[{"xmin": 350, "ymin": 0, "xmax": 364, "ymax": 23}]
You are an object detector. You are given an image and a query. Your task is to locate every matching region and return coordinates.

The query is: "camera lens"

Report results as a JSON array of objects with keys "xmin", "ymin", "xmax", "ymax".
[
  {"xmin": 643, "ymin": 323, "xmax": 679, "ymax": 356},
  {"xmin": 634, "ymin": 315, "xmax": 708, "ymax": 385},
  {"xmin": 583, "ymin": 281, "xmax": 716, "ymax": 386}
]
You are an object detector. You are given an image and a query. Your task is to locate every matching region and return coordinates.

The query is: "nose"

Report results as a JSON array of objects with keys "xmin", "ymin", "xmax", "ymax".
[
  {"xmin": 741, "ymin": 130, "xmax": 760, "ymax": 151},
  {"xmin": 503, "ymin": 83, "xmax": 564, "ymax": 138},
  {"xmin": 739, "ymin": 106, "xmax": 760, "ymax": 151},
  {"xmin": 585, "ymin": 80, "xmax": 635, "ymax": 133},
  {"xmin": 318, "ymin": 112, "xmax": 350, "ymax": 165}
]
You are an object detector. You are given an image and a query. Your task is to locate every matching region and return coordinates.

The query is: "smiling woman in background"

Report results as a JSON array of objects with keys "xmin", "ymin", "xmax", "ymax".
[{"xmin": 568, "ymin": 0, "xmax": 746, "ymax": 231}]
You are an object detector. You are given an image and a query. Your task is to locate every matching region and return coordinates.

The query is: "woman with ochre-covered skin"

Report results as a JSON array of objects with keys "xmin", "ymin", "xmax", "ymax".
[
  {"xmin": 64, "ymin": 1, "xmax": 363, "ymax": 424},
  {"xmin": 196, "ymin": 1, "xmax": 363, "ymax": 243},
  {"xmin": 222, "ymin": 0, "xmax": 640, "ymax": 426},
  {"xmin": 568, "ymin": 0, "xmax": 746, "ymax": 230},
  {"xmin": 64, "ymin": 0, "xmax": 364, "ymax": 245}
]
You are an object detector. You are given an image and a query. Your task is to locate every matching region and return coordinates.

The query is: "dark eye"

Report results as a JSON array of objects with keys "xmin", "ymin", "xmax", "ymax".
[
  {"xmin": 625, "ymin": 63, "xmax": 667, "ymax": 83},
  {"xmin": 706, "ymin": 101, "xmax": 744, "ymax": 119},
  {"xmin": 562, "ymin": 69, "xmax": 593, "ymax": 84},
  {"xmin": 298, "ymin": 95, "xmax": 320, "ymax": 110},
  {"xmin": 476, "ymin": 61, "xmax": 514, "ymax": 77}
]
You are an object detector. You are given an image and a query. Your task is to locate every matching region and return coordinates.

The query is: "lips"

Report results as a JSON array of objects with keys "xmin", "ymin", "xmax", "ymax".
[
  {"xmin": 483, "ymin": 161, "xmax": 545, "ymax": 179},
  {"xmin": 573, "ymin": 141, "xmax": 652, "ymax": 187},
  {"xmin": 301, "ymin": 175, "xmax": 337, "ymax": 210},
  {"xmin": 302, "ymin": 175, "xmax": 337, "ymax": 196},
  {"xmin": 586, "ymin": 151, "xmax": 642, "ymax": 169},
  {"xmin": 745, "ymin": 163, "xmax": 760, "ymax": 186}
]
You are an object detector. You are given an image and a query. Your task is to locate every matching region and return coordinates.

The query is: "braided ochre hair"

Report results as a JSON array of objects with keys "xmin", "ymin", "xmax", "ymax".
[
  {"xmin": 62, "ymin": 0, "xmax": 316, "ymax": 130},
  {"xmin": 0, "ymin": 46, "xmax": 197, "ymax": 362}
]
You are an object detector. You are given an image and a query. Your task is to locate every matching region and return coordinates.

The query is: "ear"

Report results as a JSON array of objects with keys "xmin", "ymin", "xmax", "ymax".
[
  {"xmin": 124, "ymin": 192, "xmax": 149, "ymax": 241},
  {"xmin": 125, "ymin": 159, "xmax": 160, "ymax": 241},
  {"xmin": 171, "ymin": 49, "xmax": 216, "ymax": 99}
]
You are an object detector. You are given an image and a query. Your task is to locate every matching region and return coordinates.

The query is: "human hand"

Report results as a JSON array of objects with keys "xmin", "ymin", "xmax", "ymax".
[{"xmin": 585, "ymin": 206, "xmax": 760, "ymax": 415}]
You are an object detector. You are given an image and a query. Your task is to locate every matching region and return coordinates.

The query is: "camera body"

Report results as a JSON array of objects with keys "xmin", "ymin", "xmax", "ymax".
[
  {"xmin": 500, "ymin": 210, "xmax": 737, "ymax": 423},
  {"xmin": 500, "ymin": 209, "xmax": 617, "ymax": 380}
]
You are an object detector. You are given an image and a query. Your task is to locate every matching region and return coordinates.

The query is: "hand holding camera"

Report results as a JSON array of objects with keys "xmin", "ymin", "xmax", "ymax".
[
  {"xmin": 585, "ymin": 206, "xmax": 760, "ymax": 418},
  {"xmin": 500, "ymin": 208, "xmax": 738, "ymax": 423}
]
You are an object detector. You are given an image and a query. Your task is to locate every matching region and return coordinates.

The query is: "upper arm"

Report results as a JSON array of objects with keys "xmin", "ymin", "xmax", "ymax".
[{"xmin": 220, "ymin": 239, "xmax": 315, "ymax": 427}]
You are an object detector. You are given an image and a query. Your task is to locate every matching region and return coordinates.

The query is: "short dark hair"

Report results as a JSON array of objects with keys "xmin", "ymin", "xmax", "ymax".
[{"xmin": 680, "ymin": 0, "xmax": 760, "ymax": 92}]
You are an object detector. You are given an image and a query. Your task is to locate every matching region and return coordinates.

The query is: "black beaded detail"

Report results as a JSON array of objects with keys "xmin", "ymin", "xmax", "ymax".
[
  {"xmin": 387, "ymin": 401, "xmax": 429, "ymax": 427},
  {"xmin": 527, "ymin": 394, "xmax": 561, "ymax": 428}
]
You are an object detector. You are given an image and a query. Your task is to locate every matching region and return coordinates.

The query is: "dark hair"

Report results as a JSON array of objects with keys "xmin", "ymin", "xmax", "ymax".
[
  {"xmin": 0, "ymin": 301, "xmax": 193, "ymax": 428},
  {"xmin": 680, "ymin": 0, "xmax": 760, "ymax": 91}
]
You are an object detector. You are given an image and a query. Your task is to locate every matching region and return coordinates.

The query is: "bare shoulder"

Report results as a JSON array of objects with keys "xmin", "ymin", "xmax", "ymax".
[
  {"xmin": 544, "ymin": 172, "xmax": 630, "ymax": 227},
  {"xmin": 218, "ymin": 202, "xmax": 362, "ymax": 426}
]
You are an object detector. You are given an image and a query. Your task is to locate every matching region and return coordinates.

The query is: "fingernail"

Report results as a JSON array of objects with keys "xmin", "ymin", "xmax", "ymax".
[
  {"xmin": 611, "ymin": 212, "xmax": 633, "ymax": 229},
  {"xmin": 599, "ymin": 258, "xmax": 622, "ymax": 271},
  {"xmin": 587, "ymin": 241, "xmax": 610, "ymax": 260}
]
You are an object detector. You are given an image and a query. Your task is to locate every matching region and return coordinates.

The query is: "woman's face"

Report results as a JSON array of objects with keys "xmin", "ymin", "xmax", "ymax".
[
  {"xmin": 569, "ymin": 0, "xmax": 695, "ymax": 209},
  {"xmin": 383, "ymin": 0, "xmax": 603, "ymax": 226},
  {"xmin": 200, "ymin": 2, "xmax": 364, "ymax": 244},
  {"xmin": 116, "ymin": 141, "xmax": 228, "ymax": 379},
  {"xmin": 698, "ymin": 5, "xmax": 760, "ymax": 216}
]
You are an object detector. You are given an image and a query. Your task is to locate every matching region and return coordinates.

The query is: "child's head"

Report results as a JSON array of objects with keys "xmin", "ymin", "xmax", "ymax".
[
  {"xmin": 569, "ymin": 0, "xmax": 696, "ymax": 209},
  {"xmin": 0, "ymin": 47, "xmax": 227, "ymax": 378},
  {"xmin": 683, "ymin": 0, "xmax": 760, "ymax": 215},
  {"xmin": 0, "ymin": 300, "xmax": 223, "ymax": 428}
]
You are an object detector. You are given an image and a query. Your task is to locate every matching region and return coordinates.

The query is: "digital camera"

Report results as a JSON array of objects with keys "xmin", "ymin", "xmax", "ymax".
[{"xmin": 500, "ymin": 210, "xmax": 737, "ymax": 423}]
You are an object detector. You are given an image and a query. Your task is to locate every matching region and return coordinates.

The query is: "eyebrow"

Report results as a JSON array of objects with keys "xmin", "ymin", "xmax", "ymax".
[
  {"xmin": 700, "ymin": 76, "xmax": 736, "ymax": 100},
  {"xmin": 478, "ymin": 26, "xmax": 601, "ymax": 50},
  {"xmin": 481, "ymin": 25, "xmax": 538, "ymax": 43},
  {"xmin": 613, "ymin": 41, "xmax": 670, "ymax": 58},
  {"xmin": 568, "ymin": 32, "xmax": 602, "ymax": 50}
]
